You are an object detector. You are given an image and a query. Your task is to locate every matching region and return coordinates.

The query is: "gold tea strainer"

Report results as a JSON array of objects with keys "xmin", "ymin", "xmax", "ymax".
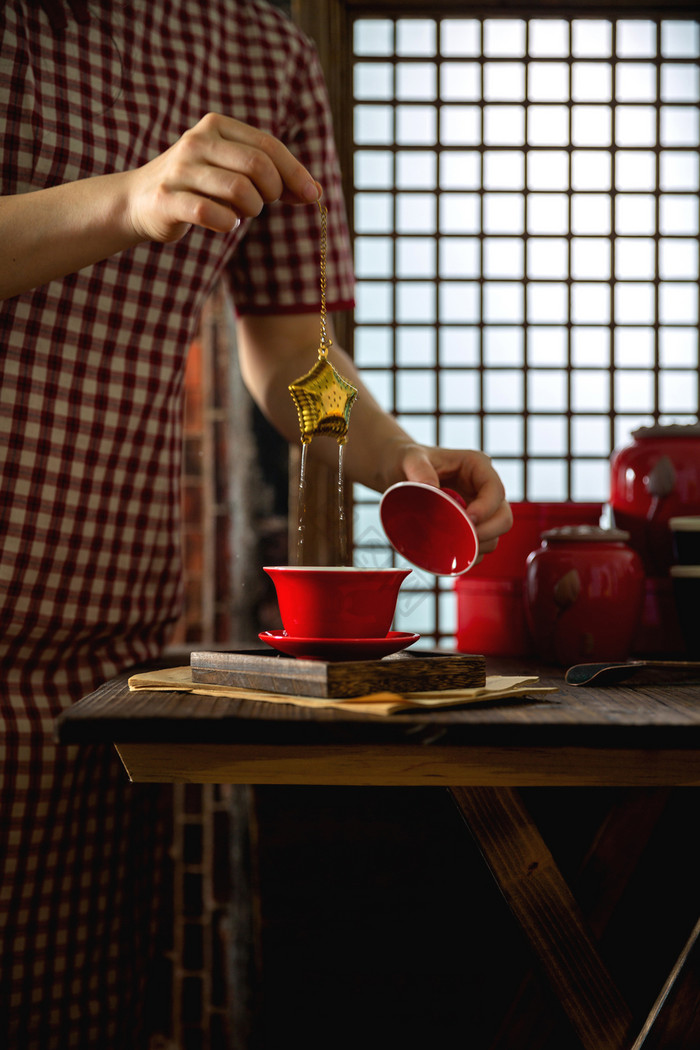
[{"xmin": 289, "ymin": 201, "xmax": 358, "ymax": 445}]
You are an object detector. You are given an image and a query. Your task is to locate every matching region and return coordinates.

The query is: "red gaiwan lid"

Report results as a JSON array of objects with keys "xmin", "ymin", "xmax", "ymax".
[{"xmin": 379, "ymin": 482, "xmax": 479, "ymax": 576}]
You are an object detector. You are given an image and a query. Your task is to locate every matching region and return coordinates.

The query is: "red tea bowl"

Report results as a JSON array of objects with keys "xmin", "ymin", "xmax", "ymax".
[{"xmin": 263, "ymin": 566, "xmax": 411, "ymax": 639}]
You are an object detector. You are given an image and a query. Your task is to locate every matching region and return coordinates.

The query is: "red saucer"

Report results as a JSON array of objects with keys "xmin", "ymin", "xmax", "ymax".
[{"xmin": 258, "ymin": 630, "xmax": 421, "ymax": 662}]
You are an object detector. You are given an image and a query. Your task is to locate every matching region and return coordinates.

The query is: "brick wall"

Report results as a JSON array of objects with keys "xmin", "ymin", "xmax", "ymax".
[
  {"xmin": 157, "ymin": 285, "xmax": 289, "ymax": 1050},
  {"xmin": 169, "ymin": 783, "xmax": 235, "ymax": 1050},
  {"xmin": 170, "ymin": 296, "xmax": 232, "ymax": 646}
]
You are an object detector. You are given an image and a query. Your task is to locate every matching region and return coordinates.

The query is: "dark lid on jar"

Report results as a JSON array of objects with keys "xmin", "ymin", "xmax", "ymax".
[
  {"xmin": 541, "ymin": 525, "xmax": 631, "ymax": 543},
  {"xmin": 632, "ymin": 422, "xmax": 700, "ymax": 440}
]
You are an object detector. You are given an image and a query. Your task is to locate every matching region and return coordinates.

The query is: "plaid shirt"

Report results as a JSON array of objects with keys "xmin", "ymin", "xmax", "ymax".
[{"xmin": 0, "ymin": 1, "xmax": 354, "ymax": 1045}]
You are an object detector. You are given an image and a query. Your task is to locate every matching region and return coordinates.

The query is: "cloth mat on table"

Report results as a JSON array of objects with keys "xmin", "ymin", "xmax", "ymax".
[{"xmin": 128, "ymin": 666, "xmax": 558, "ymax": 716}]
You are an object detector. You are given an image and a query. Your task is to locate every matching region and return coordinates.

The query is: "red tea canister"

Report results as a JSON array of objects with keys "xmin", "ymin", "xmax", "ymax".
[
  {"xmin": 610, "ymin": 423, "xmax": 700, "ymax": 576},
  {"xmin": 524, "ymin": 526, "xmax": 645, "ymax": 667},
  {"xmin": 454, "ymin": 576, "xmax": 531, "ymax": 657}
]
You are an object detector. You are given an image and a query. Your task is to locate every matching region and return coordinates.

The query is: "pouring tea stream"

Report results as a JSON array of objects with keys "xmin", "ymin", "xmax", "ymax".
[{"xmin": 288, "ymin": 200, "xmax": 358, "ymax": 565}]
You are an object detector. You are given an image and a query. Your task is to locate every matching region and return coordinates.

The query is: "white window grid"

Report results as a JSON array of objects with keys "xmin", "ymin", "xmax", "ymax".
[{"xmin": 350, "ymin": 14, "xmax": 700, "ymax": 646}]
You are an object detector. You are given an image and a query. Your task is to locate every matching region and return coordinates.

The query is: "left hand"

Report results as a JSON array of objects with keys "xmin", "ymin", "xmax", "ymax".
[{"xmin": 393, "ymin": 444, "xmax": 513, "ymax": 559}]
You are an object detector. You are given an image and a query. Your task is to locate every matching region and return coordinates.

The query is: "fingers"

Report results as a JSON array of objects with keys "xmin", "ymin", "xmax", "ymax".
[
  {"xmin": 470, "ymin": 498, "xmax": 513, "ymax": 545},
  {"xmin": 129, "ymin": 113, "xmax": 323, "ymax": 243},
  {"xmin": 399, "ymin": 445, "xmax": 441, "ymax": 488},
  {"xmin": 169, "ymin": 189, "xmax": 242, "ymax": 234},
  {"xmin": 463, "ymin": 480, "xmax": 511, "ymax": 564},
  {"xmin": 200, "ymin": 113, "xmax": 321, "ymax": 207},
  {"xmin": 465, "ymin": 476, "xmax": 512, "ymax": 542},
  {"xmin": 395, "ymin": 444, "xmax": 512, "ymax": 543}
]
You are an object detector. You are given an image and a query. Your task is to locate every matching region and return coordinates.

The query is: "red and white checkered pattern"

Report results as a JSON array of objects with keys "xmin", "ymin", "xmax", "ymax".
[{"xmin": 0, "ymin": 1, "xmax": 354, "ymax": 1045}]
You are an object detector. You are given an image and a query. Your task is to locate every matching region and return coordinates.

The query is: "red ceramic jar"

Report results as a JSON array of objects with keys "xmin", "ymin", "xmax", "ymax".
[
  {"xmin": 610, "ymin": 423, "xmax": 700, "ymax": 576},
  {"xmin": 524, "ymin": 526, "xmax": 645, "ymax": 667}
]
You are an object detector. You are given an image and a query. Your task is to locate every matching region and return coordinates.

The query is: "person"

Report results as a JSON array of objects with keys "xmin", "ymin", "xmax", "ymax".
[{"xmin": 0, "ymin": 1, "xmax": 512, "ymax": 1046}]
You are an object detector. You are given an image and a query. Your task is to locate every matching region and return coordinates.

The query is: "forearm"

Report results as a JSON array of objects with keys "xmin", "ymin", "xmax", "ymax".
[
  {"xmin": 0, "ymin": 173, "xmax": 141, "ymax": 300},
  {"xmin": 237, "ymin": 312, "xmax": 512, "ymax": 544},
  {"xmin": 236, "ymin": 313, "xmax": 417, "ymax": 492}
]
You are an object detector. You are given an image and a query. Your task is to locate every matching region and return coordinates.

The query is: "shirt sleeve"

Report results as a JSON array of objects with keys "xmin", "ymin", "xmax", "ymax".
[{"xmin": 226, "ymin": 32, "xmax": 355, "ymax": 317}]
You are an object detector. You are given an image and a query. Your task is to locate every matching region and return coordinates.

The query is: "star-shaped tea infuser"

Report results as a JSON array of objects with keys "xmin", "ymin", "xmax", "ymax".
[
  {"xmin": 289, "ymin": 356, "xmax": 358, "ymax": 444},
  {"xmin": 289, "ymin": 201, "xmax": 358, "ymax": 445}
]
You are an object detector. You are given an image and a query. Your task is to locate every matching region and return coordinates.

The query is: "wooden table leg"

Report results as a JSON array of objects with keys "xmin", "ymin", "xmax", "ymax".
[
  {"xmin": 449, "ymin": 786, "xmax": 633, "ymax": 1050},
  {"xmin": 488, "ymin": 788, "xmax": 671, "ymax": 1050}
]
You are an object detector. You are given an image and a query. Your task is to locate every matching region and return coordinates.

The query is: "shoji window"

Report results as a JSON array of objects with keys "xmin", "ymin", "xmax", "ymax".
[{"xmin": 349, "ymin": 12, "xmax": 700, "ymax": 646}]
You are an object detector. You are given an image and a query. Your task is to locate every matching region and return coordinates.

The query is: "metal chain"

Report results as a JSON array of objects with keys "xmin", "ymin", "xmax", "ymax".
[{"xmin": 317, "ymin": 200, "xmax": 332, "ymax": 359}]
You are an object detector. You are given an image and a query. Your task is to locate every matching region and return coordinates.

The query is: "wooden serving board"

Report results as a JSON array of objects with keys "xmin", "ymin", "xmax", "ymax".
[{"xmin": 190, "ymin": 649, "xmax": 486, "ymax": 699}]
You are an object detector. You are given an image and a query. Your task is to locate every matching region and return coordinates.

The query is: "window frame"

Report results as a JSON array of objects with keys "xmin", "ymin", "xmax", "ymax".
[{"xmin": 292, "ymin": 0, "xmax": 700, "ymax": 644}]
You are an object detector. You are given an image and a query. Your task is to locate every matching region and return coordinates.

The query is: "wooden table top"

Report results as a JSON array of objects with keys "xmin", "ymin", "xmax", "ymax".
[{"xmin": 55, "ymin": 651, "xmax": 700, "ymax": 750}]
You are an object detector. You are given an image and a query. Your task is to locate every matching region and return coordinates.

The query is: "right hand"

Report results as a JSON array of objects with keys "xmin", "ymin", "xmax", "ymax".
[{"xmin": 125, "ymin": 112, "xmax": 322, "ymax": 243}]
